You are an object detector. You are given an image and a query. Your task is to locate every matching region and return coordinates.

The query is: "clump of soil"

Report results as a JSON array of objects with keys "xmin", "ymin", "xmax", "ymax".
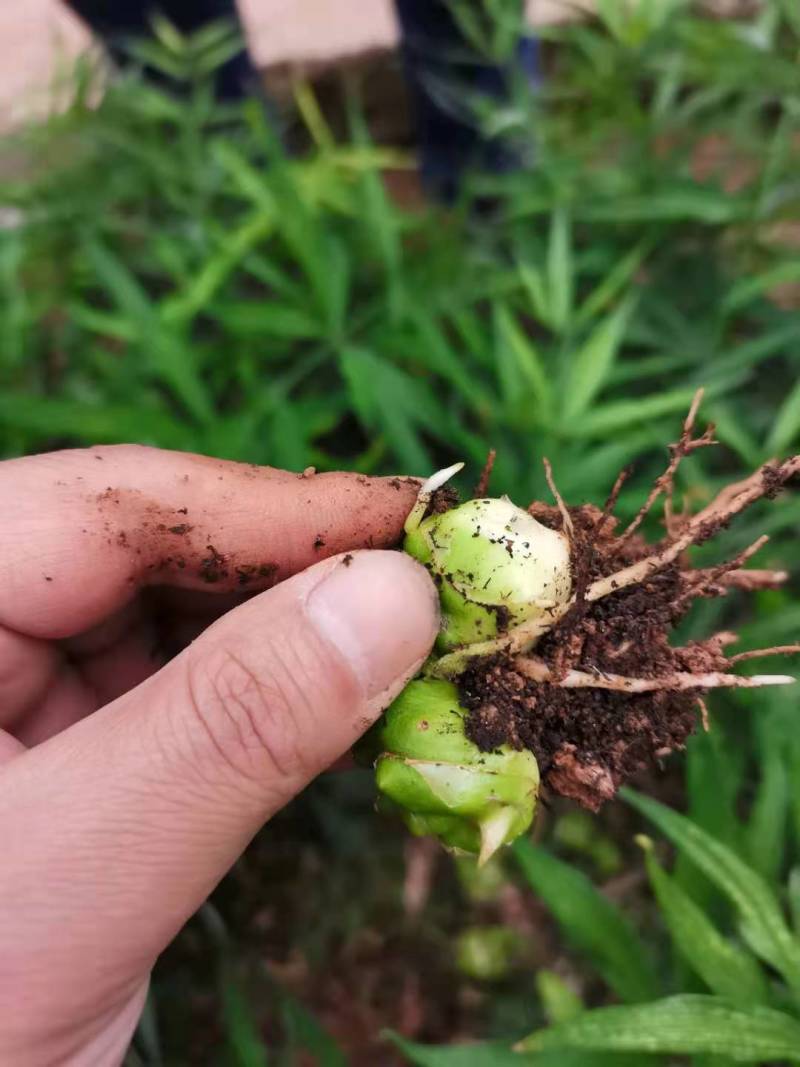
[{"xmin": 451, "ymin": 393, "xmax": 800, "ymax": 810}]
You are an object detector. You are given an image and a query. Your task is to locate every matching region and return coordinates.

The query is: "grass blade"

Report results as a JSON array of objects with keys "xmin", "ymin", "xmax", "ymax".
[
  {"xmin": 766, "ymin": 374, "xmax": 800, "ymax": 455},
  {"xmin": 388, "ymin": 1033, "xmax": 629, "ymax": 1067},
  {"xmin": 638, "ymin": 837, "xmax": 768, "ymax": 1006},
  {"xmin": 562, "ymin": 297, "xmax": 635, "ymax": 422},
  {"xmin": 575, "ymin": 240, "xmax": 650, "ymax": 328},
  {"xmin": 569, "ymin": 387, "xmax": 701, "ymax": 437},
  {"xmin": 493, "ymin": 302, "xmax": 551, "ymax": 418},
  {"xmin": 279, "ymin": 993, "xmax": 347, "ymax": 1067},
  {"xmin": 221, "ymin": 974, "xmax": 270, "ymax": 1067},
  {"xmin": 517, "ymin": 995, "xmax": 800, "ymax": 1061},
  {"xmin": 514, "ymin": 840, "xmax": 659, "ymax": 1004},
  {"xmin": 547, "ymin": 206, "xmax": 574, "ymax": 332},
  {"xmin": 623, "ymin": 789, "xmax": 800, "ymax": 993}
]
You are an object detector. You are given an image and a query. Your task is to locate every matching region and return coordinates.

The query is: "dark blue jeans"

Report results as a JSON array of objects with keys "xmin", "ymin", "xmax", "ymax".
[{"xmin": 64, "ymin": 0, "xmax": 539, "ymax": 200}]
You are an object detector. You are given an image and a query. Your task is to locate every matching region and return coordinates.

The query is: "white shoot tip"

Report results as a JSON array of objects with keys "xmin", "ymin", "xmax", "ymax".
[
  {"xmin": 404, "ymin": 462, "xmax": 465, "ymax": 535},
  {"xmin": 420, "ymin": 462, "xmax": 465, "ymax": 498}
]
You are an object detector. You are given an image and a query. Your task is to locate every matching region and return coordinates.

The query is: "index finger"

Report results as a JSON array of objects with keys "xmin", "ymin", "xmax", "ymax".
[{"xmin": 0, "ymin": 446, "xmax": 420, "ymax": 639}]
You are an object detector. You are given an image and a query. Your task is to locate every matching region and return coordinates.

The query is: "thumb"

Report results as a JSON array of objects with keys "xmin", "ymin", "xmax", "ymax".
[{"xmin": 0, "ymin": 551, "xmax": 437, "ymax": 1051}]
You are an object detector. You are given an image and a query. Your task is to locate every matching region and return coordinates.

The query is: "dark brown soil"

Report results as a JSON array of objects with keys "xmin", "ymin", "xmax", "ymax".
[{"xmin": 458, "ymin": 502, "xmax": 729, "ymax": 811}]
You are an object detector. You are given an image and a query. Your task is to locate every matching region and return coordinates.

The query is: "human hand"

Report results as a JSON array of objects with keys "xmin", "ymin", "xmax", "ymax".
[{"xmin": 0, "ymin": 446, "xmax": 438, "ymax": 1065}]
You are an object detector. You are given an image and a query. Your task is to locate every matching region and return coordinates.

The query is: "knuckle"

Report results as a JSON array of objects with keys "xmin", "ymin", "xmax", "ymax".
[{"xmin": 184, "ymin": 644, "xmax": 316, "ymax": 787}]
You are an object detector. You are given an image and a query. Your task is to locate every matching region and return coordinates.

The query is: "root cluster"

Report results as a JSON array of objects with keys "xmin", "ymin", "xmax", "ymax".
[{"xmin": 452, "ymin": 391, "xmax": 800, "ymax": 810}]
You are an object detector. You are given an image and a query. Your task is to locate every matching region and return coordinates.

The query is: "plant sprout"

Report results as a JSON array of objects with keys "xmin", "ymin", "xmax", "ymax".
[{"xmin": 363, "ymin": 391, "xmax": 800, "ymax": 863}]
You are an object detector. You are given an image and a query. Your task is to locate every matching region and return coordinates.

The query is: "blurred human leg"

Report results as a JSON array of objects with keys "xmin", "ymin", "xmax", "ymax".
[
  {"xmin": 394, "ymin": 0, "xmax": 539, "ymax": 201},
  {"xmin": 62, "ymin": 0, "xmax": 258, "ymax": 98}
]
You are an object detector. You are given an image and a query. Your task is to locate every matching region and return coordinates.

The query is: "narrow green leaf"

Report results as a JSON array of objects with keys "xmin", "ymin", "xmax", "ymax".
[
  {"xmin": 410, "ymin": 310, "xmax": 488, "ymax": 409},
  {"xmin": 575, "ymin": 240, "xmax": 650, "ymax": 328},
  {"xmin": 67, "ymin": 302, "xmax": 139, "ymax": 342},
  {"xmin": 0, "ymin": 393, "xmax": 190, "ymax": 449},
  {"xmin": 211, "ymin": 301, "xmax": 321, "ymax": 340},
  {"xmin": 514, "ymin": 840, "xmax": 659, "ymax": 1003},
  {"xmin": 744, "ymin": 719, "xmax": 789, "ymax": 884},
  {"xmin": 339, "ymin": 346, "xmax": 434, "ymax": 472},
  {"xmin": 515, "ymin": 258, "xmax": 550, "ymax": 325},
  {"xmin": 149, "ymin": 13, "xmax": 188, "ymax": 54},
  {"xmin": 703, "ymin": 322, "xmax": 800, "ymax": 384},
  {"xmin": 563, "ymin": 297, "xmax": 634, "ymax": 421},
  {"xmin": 162, "ymin": 210, "xmax": 274, "ymax": 325},
  {"xmin": 580, "ymin": 187, "xmax": 746, "ymax": 224},
  {"xmin": 83, "ymin": 239, "xmax": 154, "ymax": 321},
  {"xmin": 221, "ymin": 976, "xmax": 270, "ymax": 1067},
  {"xmin": 547, "ymin": 207, "xmax": 573, "ymax": 332},
  {"xmin": 569, "ymin": 388, "xmax": 701, "ymax": 438},
  {"xmin": 624, "ymin": 790, "xmax": 800, "ymax": 992},
  {"xmin": 684, "ymin": 727, "xmax": 744, "ymax": 851},
  {"xmin": 722, "ymin": 261, "xmax": 800, "ymax": 315},
  {"xmin": 347, "ymin": 93, "xmax": 403, "ymax": 317},
  {"xmin": 518, "ymin": 995, "xmax": 800, "ymax": 1061},
  {"xmin": 388, "ymin": 1036, "xmax": 528, "ymax": 1066},
  {"xmin": 639, "ymin": 839, "xmax": 768, "ymax": 1005},
  {"xmin": 293, "ymin": 80, "xmax": 336, "ymax": 151},
  {"xmin": 777, "ymin": 0, "xmax": 800, "ymax": 33},
  {"xmin": 536, "ymin": 969, "xmax": 584, "ymax": 1024},
  {"xmin": 791, "ymin": 739, "xmax": 800, "ymax": 856},
  {"xmin": 789, "ymin": 867, "xmax": 800, "ymax": 935},
  {"xmin": 493, "ymin": 303, "xmax": 551, "ymax": 416},
  {"xmin": 766, "ymin": 374, "xmax": 800, "ymax": 455},
  {"xmin": 388, "ymin": 1033, "xmax": 627, "ymax": 1067},
  {"xmin": 706, "ymin": 402, "xmax": 761, "ymax": 467},
  {"xmin": 214, "ymin": 140, "xmax": 275, "ymax": 211},
  {"xmin": 280, "ymin": 994, "xmax": 346, "ymax": 1067}
]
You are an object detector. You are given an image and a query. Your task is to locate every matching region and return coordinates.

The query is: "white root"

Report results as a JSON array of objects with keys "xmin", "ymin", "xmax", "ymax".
[
  {"xmin": 587, "ymin": 456, "xmax": 800, "ymax": 603},
  {"xmin": 513, "ymin": 655, "xmax": 795, "ymax": 692},
  {"xmin": 689, "ymin": 567, "xmax": 788, "ymax": 593},
  {"xmin": 429, "ymin": 609, "xmax": 569, "ymax": 679},
  {"xmin": 543, "ymin": 457, "xmax": 574, "ymax": 539},
  {"xmin": 618, "ymin": 387, "xmax": 713, "ymax": 545},
  {"xmin": 729, "ymin": 644, "xmax": 800, "ymax": 664},
  {"xmin": 697, "ymin": 697, "xmax": 710, "ymax": 732}
]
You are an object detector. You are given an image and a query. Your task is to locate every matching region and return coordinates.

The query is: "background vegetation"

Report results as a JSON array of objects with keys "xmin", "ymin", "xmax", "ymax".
[{"xmin": 2, "ymin": 0, "xmax": 800, "ymax": 1062}]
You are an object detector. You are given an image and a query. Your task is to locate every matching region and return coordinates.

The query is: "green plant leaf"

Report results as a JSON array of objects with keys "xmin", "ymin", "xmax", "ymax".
[
  {"xmin": 409, "ymin": 310, "xmax": 489, "ymax": 410},
  {"xmin": 562, "ymin": 296, "xmax": 634, "ymax": 420},
  {"xmin": 210, "ymin": 301, "xmax": 322, "ymax": 341},
  {"xmin": 575, "ymin": 240, "xmax": 650, "ymax": 328},
  {"xmin": 638, "ymin": 838, "xmax": 768, "ymax": 1005},
  {"xmin": 722, "ymin": 261, "xmax": 800, "ymax": 316},
  {"xmin": 536, "ymin": 969, "xmax": 584, "ymax": 1024},
  {"xmin": 568, "ymin": 387, "xmax": 698, "ymax": 438},
  {"xmin": 514, "ymin": 840, "xmax": 659, "ymax": 1003},
  {"xmin": 766, "ymin": 375, "xmax": 800, "ymax": 455},
  {"xmin": 339, "ymin": 346, "xmax": 436, "ymax": 472},
  {"xmin": 517, "ymin": 995, "xmax": 800, "ymax": 1061},
  {"xmin": 744, "ymin": 709, "xmax": 790, "ymax": 884},
  {"xmin": 388, "ymin": 1033, "xmax": 627, "ymax": 1067},
  {"xmin": 547, "ymin": 207, "xmax": 574, "ymax": 332},
  {"xmin": 0, "ymin": 393, "xmax": 190, "ymax": 449},
  {"xmin": 624, "ymin": 790, "xmax": 800, "ymax": 993},
  {"xmin": 221, "ymin": 975, "xmax": 270, "ymax": 1067},
  {"xmin": 279, "ymin": 994, "xmax": 347, "ymax": 1067},
  {"xmin": 493, "ymin": 303, "xmax": 551, "ymax": 419},
  {"xmin": 162, "ymin": 210, "xmax": 275, "ymax": 325}
]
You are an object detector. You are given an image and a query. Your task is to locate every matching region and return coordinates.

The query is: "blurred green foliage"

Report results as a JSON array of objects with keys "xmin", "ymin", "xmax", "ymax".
[{"xmin": 3, "ymin": 1, "xmax": 800, "ymax": 1063}]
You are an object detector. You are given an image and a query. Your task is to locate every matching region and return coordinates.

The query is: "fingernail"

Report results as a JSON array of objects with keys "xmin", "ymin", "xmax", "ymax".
[{"xmin": 306, "ymin": 551, "xmax": 439, "ymax": 703}]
